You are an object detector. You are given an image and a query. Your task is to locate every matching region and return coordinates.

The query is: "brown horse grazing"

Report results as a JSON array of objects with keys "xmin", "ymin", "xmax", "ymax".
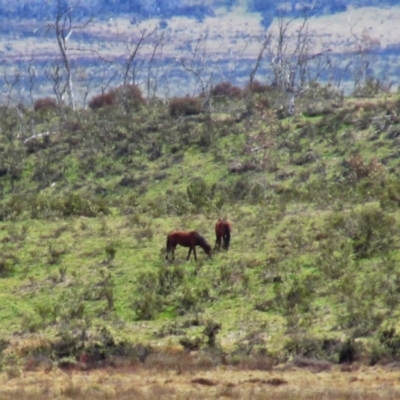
[
  {"xmin": 215, "ymin": 219, "xmax": 232, "ymax": 251},
  {"xmin": 166, "ymin": 231, "xmax": 212, "ymax": 261}
]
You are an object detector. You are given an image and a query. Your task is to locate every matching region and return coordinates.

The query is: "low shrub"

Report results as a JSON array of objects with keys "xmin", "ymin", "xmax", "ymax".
[
  {"xmin": 337, "ymin": 296, "xmax": 385, "ymax": 337},
  {"xmin": 169, "ymin": 96, "xmax": 203, "ymax": 117},
  {"xmin": 30, "ymin": 192, "xmax": 110, "ymax": 219},
  {"xmin": 378, "ymin": 326, "xmax": 400, "ymax": 360},
  {"xmin": 0, "ymin": 194, "xmax": 29, "ymax": 221},
  {"xmin": 283, "ymin": 335, "xmax": 360, "ymax": 364},
  {"xmin": 89, "ymin": 84, "xmax": 145, "ymax": 110},
  {"xmin": 186, "ymin": 176, "xmax": 212, "ymax": 210},
  {"xmin": 0, "ymin": 253, "xmax": 17, "ymax": 277},
  {"xmin": 115, "ymin": 83, "xmax": 145, "ymax": 109},
  {"xmin": 244, "ymin": 80, "xmax": 270, "ymax": 94},
  {"xmin": 341, "ymin": 154, "xmax": 385, "ymax": 183},
  {"xmin": 211, "ymin": 81, "xmax": 242, "ymax": 99},
  {"xmin": 353, "ymin": 77, "xmax": 389, "ymax": 98},
  {"xmin": 30, "ymin": 325, "xmax": 154, "ymax": 368},
  {"xmin": 33, "ymin": 97, "xmax": 57, "ymax": 112},
  {"xmin": 88, "ymin": 91, "xmax": 115, "ymax": 109},
  {"xmin": 329, "ymin": 205, "xmax": 396, "ymax": 259}
]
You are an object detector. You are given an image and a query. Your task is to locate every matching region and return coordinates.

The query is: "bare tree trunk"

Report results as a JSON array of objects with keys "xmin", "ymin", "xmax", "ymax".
[
  {"xmin": 122, "ymin": 26, "xmax": 158, "ymax": 90},
  {"xmin": 146, "ymin": 32, "xmax": 165, "ymax": 100},
  {"xmin": 46, "ymin": 0, "xmax": 92, "ymax": 111},
  {"xmin": 179, "ymin": 31, "xmax": 221, "ymax": 111},
  {"xmin": 249, "ymin": 32, "xmax": 270, "ymax": 85},
  {"xmin": 348, "ymin": 17, "xmax": 380, "ymax": 94}
]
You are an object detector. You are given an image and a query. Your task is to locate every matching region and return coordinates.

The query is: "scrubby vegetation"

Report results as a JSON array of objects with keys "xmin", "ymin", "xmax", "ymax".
[{"xmin": 2, "ymin": 78, "xmax": 400, "ymax": 387}]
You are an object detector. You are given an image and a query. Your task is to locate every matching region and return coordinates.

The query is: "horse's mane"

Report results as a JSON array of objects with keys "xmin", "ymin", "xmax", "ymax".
[{"xmin": 195, "ymin": 232, "xmax": 210, "ymax": 248}]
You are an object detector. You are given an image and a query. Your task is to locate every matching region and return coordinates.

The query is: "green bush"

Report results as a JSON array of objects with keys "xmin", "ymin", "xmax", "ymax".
[
  {"xmin": 0, "ymin": 254, "xmax": 17, "ymax": 277},
  {"xmin": 328, "ymin": 206, "xmax": 396, "ymax": 259},
  {"xmin": 133, "ymin": 290, "xmax": 161, "ymax": 321},
  {"xmin": 30, "ymin": 192, "xmax": 110, "ymax": 219},
  {"xmin": 0, "ymin": 194, "xmax": 28, "ymax": 221},
  {"xmin": 132, "ymin": 265, "xmax": 187, "ymax": 320},
  {"xmin": 353, "ymin": 77, "xmax": 389, "ymax": 98},
  {"xmin": 283, "ymin": 335, "xmax": 362, "ymax": 365},
  {"xmin": 186, "ymin": 177, "xmax": 212, "ymax": 210}
]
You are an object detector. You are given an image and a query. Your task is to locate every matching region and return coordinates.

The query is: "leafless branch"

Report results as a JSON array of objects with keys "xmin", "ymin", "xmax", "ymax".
[
  {"xmin": 45, "ymin": 63, "xmax": 65, "ymax": 116},
  {"xmin": 3, "ymin": 68, "xmax": 21, "ymax": 105},
  {"xmin": 45, "ymin": 0, "xmax": 93, "ymax": 110},
  {"xmin": 27, "ymin": 58, "xmax": 37, "ymax": 106},
  {"xmin": 249, "ymin": 32, "xmax": 271, "ymax": 85},
  {"xmin": 348, "ymin": 13, "xmax": 380, "ymax": 92},
  {"xmin": 146, "ymin": 31, "xmax": 165, "ymax": 100},
  {"xmin": 122, "ymin": 26, "xmax": 158, "ymax": 89}
]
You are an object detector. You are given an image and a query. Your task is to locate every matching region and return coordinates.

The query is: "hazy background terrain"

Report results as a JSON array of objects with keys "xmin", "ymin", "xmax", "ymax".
[{"xmin": 1, "ymin": 0, "xmax": 400, "ymax": 105}]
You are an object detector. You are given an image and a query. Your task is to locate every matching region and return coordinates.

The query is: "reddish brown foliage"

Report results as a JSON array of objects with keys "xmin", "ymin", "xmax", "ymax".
[
  {"xmin": 245, "ymin": 80, "xmax": 270, "ymax": 94},
  {"xmin": 88, "ymin": 91, "xmax": 115, "ymax": 109},
  {"xmin": 211, "ymin": 81, "xmax": 242, "ymax": 99},
  {"xmin": 346, "ymin": 154, "xmax": 385, "ymax": 182},
  {"xmin": 116, "ymin": 84, "xmax": 145, "ymax": 105},
  {"xmin": 315, "ymin": 232, "xmax": 328, "ymax": 241},
  {"xmin": 33, "ymin": 97, "xmax": 57, "ymax": 112},
  {"xmin": 169, "ymin": 96, "xmax": 203, "ymax": 117},
  {"xmin": 88, "ymin": 84, "xmax": 145, "ymax": 110}
]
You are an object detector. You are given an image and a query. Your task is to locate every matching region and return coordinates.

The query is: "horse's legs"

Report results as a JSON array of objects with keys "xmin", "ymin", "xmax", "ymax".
[
  {"xmin": 193, "ymin": 246, "xmax": 197, "ymax": 261},
  {"xmin": 187, "ymin": 247, "xmax": 192, "ymax": 260},
  {"xmin": 166, "ymin": 247, "xmax": 173, "ymax": 260},
  {"xmin": 215, "ymin": 235, "xmax": 221, "ymax": 251},
  {"xmin": 168, "ymin": 245, "xmax": 176, "ymax": 261}
]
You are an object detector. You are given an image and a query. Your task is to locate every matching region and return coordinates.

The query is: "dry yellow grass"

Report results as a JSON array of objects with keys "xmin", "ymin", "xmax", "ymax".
[{"xmin": 1, "ymin": 365, "xmax": 400, "ymax": 399}]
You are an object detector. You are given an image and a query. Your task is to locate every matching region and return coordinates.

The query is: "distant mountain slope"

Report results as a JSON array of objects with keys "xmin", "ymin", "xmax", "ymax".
[
  {"xmin": 1, "ymin": 2, "xmax": 400, "ymax": 103},
  {"xmin": 0, "ymin": 0, "xmax": 398, "ymax": 23}
]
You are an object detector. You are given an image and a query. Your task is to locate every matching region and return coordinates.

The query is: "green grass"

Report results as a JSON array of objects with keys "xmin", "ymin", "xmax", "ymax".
[{"xmin": 2, "ymin": 88, "xmax": 400, "ymax": 367}]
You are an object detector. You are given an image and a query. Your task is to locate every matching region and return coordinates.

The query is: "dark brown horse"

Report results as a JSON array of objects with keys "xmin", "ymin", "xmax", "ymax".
[
  {"xmin": 215, "ymin": 219, "xmax": 232, "ymax": 251},
  {"xmin": 166, "ymin": 230, "xmax": 212, "ymax": 261}
]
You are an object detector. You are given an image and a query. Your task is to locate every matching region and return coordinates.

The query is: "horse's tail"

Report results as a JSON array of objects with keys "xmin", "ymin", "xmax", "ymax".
[
  {"xmin": 165, "ymin": 234, "xmax": 171, "ymax": 259},
  {"xmin": 224, "ymin": 223, "xmax": 231, "ymax": 250},
  {"xmin": 215, "ymin": 219, "xmax": 221, "ymax": 233}
]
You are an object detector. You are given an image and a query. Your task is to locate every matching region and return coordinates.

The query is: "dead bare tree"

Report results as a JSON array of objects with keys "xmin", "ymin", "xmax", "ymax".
[
  {"xmin": 348, "ymin": 15, "xmax": 381, "ymax": 94},
  {"xmin": 179, "ymin": 30, "xmax": 223, "ymax": 110},
  {"xmin": 157, "ymin": 61, "xmax": 179, "ymax": 105},
  {"xmin": 122, "ymin": 25, "xmax": 158, "ymax": 90},
  {"xmin": 225, "ymin": 42, "xmax": 250, "ymax": 83},
  {"xmin": 45, "ymin": 63, "xmax": 66, "ymax": 118},
  {"xmin": 46, "ymin": 0, "xmax": 92, "ymax": 111},
  {"xmin": 179, "ymin": 31, "xmax": 210, "ymax": 96},
  {"xmin": 145, "ymin": 31, "xmax": 165, "ymax": 100},
  {"xmin": 252, "ymin": 5, "xmax": 334, "ymax": 114},
  {"xmin": 27, "ymin": 58, "xmax": 37, "ymax": 107},
  {"xmin": 249, "ymin": 32, "xmax": 271, "ymax": 85},
  {"xmin": 267, "ymin": 9, "xmax": 330, "ymax": 93},
  {"xmin": 3, "ymin": 68, "xmax": 21, "ymax": 105}
]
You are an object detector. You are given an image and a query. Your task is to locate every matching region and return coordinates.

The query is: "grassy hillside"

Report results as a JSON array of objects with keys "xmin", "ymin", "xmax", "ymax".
[{"xmin": 2, "ymin": 82, "xmax": 400, "ymax": 372}]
